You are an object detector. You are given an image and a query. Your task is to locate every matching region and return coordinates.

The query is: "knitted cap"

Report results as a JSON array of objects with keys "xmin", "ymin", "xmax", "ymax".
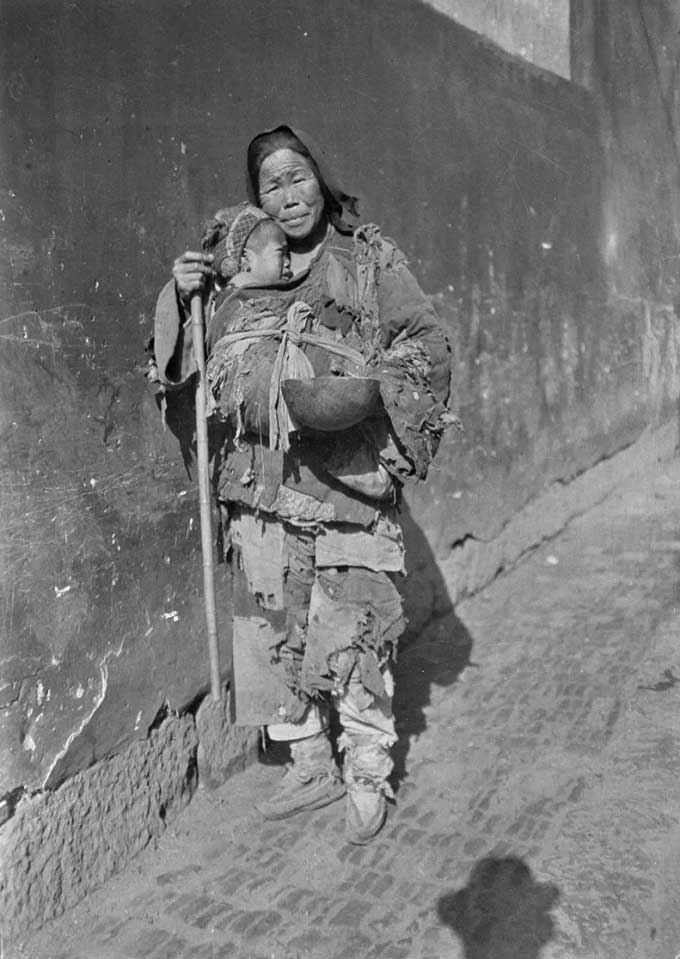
[{"xmin": 202, "ymin": 202, "xmax": 271, "ymax": 279}]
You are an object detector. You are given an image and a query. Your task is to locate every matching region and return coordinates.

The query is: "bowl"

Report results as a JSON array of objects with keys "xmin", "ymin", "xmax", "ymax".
[{"xmin": 281, "ymin": 376, "xmax": 381, "ymax": 432}]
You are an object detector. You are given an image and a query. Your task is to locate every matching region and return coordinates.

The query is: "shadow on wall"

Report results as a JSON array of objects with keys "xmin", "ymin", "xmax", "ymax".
[
  {"xmin": 157, "ymin": 381, "xmax": 197, "ymax": 477},
  {"xmin": 437, "ymin": 857, "xmax": 560, "ymax": 959}
]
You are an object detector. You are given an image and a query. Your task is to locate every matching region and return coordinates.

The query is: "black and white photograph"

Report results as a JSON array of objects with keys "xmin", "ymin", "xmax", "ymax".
[{"xmin": 2, "ymin": 1, "xmax": 680, "ymax": 957}]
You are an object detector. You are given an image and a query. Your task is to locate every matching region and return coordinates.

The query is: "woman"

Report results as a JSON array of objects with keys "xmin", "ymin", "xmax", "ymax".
[{"xmin": 153, "ymin": 125, "xmax": 451, "ymax": 844}]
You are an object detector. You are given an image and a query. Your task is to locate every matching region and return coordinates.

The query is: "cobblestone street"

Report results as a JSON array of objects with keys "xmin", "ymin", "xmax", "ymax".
[{"xmin": 11, "ymin": 452, "xmax": 680, "ymax": 959}]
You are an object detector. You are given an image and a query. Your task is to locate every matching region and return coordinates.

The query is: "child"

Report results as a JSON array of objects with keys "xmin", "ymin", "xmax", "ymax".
[
  {"xmin": 202, "ymin": 202, "xmax": 291, "ymax": 297},
  {"xmin": 201, "ymin": 203, "xmax": 302, "ymax": 444},
  {"xmin": 203, "ymin": 202, "xmax": 365, "ymax": 450}
]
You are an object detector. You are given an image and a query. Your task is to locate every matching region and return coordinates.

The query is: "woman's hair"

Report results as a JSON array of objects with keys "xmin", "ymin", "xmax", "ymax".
[{"xmin": 246, "ymin": 125, "xmax": 359, "ymax": 236}]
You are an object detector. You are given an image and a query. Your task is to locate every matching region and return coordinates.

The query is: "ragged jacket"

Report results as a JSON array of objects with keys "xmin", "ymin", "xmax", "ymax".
[{"xmin": 152, "ymin": 223, "xmax": 451, "ymax": 527}]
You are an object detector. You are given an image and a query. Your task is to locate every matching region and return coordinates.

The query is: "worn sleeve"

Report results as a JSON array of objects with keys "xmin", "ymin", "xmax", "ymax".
[
  {"xmin": 369, "ymin": 240, "xmax": 452, "ymax": 481},
  {"xmin": 153, "ymin": 280, "xmax": 198, "ymax": 389}
]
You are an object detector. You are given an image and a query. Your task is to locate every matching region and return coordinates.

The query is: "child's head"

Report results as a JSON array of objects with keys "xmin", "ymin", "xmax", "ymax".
[
  {"xmin": 201, "ymin": 203, "xmax": 290, "ymax": 286},
  {"xmin": 241, "ymin": 218, "xmax": 291, "ymax": 285}
]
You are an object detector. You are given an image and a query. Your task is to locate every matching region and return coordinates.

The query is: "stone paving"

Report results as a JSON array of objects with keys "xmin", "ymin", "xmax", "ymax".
[{"xmin": 9, "ymin": 455, "xmax": 680, "ymax": 959}]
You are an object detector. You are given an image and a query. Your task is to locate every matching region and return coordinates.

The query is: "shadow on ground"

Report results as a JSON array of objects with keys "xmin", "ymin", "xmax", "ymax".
[
  {"xmin": 437, "ymin": 857, "xmax": 560, "ymax": 959},
  {"xmin": 391, "ymin": 500, "xmax": 473, "ymax": 790}
]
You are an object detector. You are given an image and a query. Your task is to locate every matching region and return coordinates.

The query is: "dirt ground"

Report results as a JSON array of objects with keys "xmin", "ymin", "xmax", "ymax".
[{"xmin": 8, "ymin": 450, "xmax": 680, "ymax": 959}]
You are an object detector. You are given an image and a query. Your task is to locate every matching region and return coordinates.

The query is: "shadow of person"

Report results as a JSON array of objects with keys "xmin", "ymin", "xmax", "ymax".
[
  {"xmin": 154, "ymin": 381, "xmax": 232, "ymax": 485},
  {"xmin": 390, "ymin": 499, "xmax": 473, "ymax": 791},
  {"xmin": 153, "ymin": 382, "xmax": 197, "ymax": 475},
  {"xmin": 437, "ymin": 857, "xmax": 560, "ymax": 959}
]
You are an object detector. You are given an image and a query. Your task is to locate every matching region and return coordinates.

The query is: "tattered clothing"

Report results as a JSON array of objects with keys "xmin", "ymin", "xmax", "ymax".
[{"xmin": 152, "ymin": 222, "xmax": 450, "ymax": 728}]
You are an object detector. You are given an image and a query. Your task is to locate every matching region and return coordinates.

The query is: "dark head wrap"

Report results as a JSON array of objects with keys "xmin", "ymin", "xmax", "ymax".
[{"xmin": 246, "ymin": 124, "xmax": 359, "ymax": 236}]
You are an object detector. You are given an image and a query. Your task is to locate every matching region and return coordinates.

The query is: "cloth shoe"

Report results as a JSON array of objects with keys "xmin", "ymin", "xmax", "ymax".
[
  {"xmin": 256, "ymin": 732, "xmax": 345, "ymax": 820},
  {"xmin": 340, "ymin": 733, "xmax": 394, "ymax": 844},
  {"xmin": 345, "ymin": 781, "xmax": 388, "ymax": 845}
]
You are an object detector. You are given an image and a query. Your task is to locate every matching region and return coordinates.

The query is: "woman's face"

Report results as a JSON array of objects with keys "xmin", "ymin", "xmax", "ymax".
[{"xmin": 257, "ymin": 149, "xmax": 326, "ymax": 243}]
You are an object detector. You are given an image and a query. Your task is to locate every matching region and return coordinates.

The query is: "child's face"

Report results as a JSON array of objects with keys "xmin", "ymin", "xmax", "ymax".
[{"xmin": 245, "ymin": 235, "xmax": 291, "ymax": 285}]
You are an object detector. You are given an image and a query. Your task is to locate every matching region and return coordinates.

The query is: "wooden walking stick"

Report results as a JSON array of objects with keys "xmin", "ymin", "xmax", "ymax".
[{"xmin": 190, "ymin": 289, "xmax": 222, "ymax": 702}]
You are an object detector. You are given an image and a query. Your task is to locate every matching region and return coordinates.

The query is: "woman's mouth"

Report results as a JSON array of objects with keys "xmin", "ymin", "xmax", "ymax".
[{"xmin": 283, "ymin": 213, "xmax": 308, "ymax": 227}]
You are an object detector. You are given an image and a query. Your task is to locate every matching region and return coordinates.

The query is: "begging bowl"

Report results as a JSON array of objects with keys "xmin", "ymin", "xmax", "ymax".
[{"xmin": 281, "ymin": 376, "xmax": 381, "ymax": 432}]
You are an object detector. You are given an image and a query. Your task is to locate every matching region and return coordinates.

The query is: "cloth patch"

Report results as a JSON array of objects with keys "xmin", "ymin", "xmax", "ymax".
[
  {"xmin": 230, "ymin": 512, "xmax": 286, "ymax": 609},
  {"xmin": 269, "ymin": 483, "xmax": 337, "ymax": 525},
  {"xmin": 282, "ymin": 526, "xmax": 315, "ymax": 624},
  {"xmin": 319, "ymin": 566, "xmax": 405, "ymax": 646},
  {"xmin": 301, "ymin": 566, "xmax": 404, "ymax": 697},
  {"xmin": 215, "ymin": 435, "xmax": 381, "ymax": 530},
  {"xmin": 231, "ymin": 546, "xmax": 308, "ymax": 723},
  {"xmin": 231, "ymin": 615, "xmax": 303, "ymax": 726},
  {"xmin": 315, "ymin": 514, "xmax": 405, "ymax": 573}
]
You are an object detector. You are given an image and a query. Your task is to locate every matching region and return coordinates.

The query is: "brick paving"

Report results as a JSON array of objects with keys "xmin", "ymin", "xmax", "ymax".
[{"xmin": 10, "ymin": 456, "xmax": 680, "ymax": 959}]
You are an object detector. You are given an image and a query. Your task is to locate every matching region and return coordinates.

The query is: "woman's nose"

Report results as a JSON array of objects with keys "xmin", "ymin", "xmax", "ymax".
[{"xmin": 282, "ymin": 185, "xmax": 299, "ymax": 207}]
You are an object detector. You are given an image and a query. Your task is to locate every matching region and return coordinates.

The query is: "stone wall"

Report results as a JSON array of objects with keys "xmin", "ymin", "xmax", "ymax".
[
  {"xmin": 0, "ymin": 713, "xmax": 198, "ymax": 942},
  {"xmin": 1, "ymin": 0, "xmax": 679, "ymax": 938},
  {"xmin": 0, "ymin": 699, "xmax": 257, "ymax": 942}
]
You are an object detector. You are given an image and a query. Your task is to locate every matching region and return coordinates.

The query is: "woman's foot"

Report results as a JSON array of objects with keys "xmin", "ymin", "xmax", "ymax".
[
  {"xmin": 257, "ymin": 765, "xmax": 345, "ymax": 820},
  {"xmin": 345, "ymin": 783, "xmax": 388, "ymax": 844},
  {"xmin": 256, "ymin": 732, "xmax": 345, "ymax": 820}
]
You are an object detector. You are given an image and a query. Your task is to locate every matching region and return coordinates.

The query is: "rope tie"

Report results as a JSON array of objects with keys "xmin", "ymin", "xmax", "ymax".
[{"xmin": 268, "ymin": 302, "xmax": 315, "ymax": 452}]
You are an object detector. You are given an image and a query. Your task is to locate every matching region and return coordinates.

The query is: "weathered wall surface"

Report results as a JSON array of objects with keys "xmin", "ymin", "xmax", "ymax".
[
  {"xmin": 583, "ymin": 0, "xmax": 680, "ymax": 300},
  {"xmin": 422, "ymin": 0, "xmax": 570, "ymax": 77},
  {"xmin": 0, "ymin": 310, "xmax": 234, "ymax": 800},
  {"xmin": 1, "ymin": 0, "xmax": 679, "ymax": 935},
  {"xmin": 410, "ymin": 0, "xmax": 680, "ymax": 557}
]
